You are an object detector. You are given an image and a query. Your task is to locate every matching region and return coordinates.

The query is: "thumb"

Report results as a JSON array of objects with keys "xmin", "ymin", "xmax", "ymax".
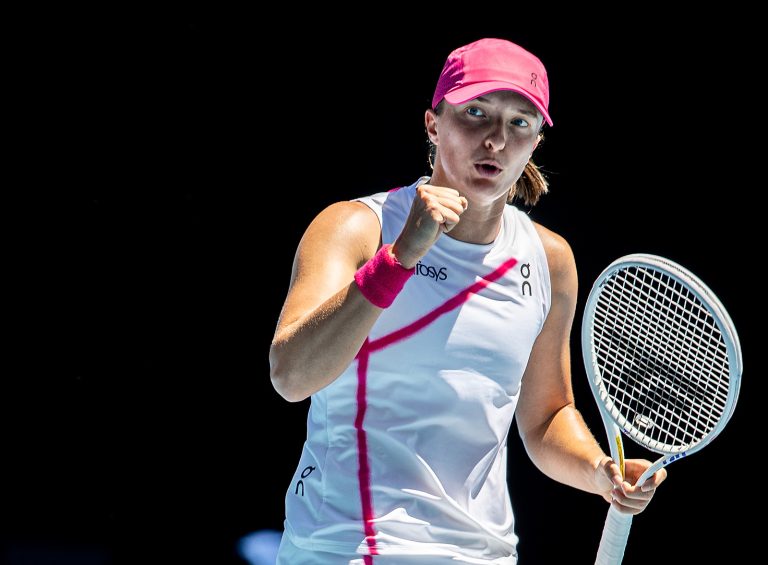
[{"xmin": 599, "ymin": 456, "xmax": 623, "ymax": 487}]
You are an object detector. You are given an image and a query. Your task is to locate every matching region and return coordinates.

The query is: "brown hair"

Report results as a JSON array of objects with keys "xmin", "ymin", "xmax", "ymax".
[
  {"xmin": 513, "ymin": 157, "xmax": 549, "ymax": 207},
  {"xmin": 428, "ymin": 102, "xmax": 549, "ymax": 207}
]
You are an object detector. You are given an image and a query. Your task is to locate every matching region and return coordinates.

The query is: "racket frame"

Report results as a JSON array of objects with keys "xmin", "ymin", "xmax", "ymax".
[{"xmin": 581, "ymin": 253, "xmax": 743, "ymax": 564}]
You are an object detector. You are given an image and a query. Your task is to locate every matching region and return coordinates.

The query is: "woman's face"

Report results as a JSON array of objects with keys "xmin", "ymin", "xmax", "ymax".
[{"xmin": 427, "ymin": 90, "xmax": 542, "ymax": 204}]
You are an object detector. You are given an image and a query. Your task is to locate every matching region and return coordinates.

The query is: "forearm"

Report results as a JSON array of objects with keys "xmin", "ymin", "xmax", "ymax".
[
  {"xmin": 269, "ymin": 281, "xmax": 383, "ymax": 402},
  {"xmin": 521, "ymin": 404, "xmax": 607, "ymax": 495}
]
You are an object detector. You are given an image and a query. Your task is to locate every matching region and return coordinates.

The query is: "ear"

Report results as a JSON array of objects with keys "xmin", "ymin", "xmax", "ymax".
[{"xmin": 425, "ymin": 109, "xmax": 439, "ymax": 145}]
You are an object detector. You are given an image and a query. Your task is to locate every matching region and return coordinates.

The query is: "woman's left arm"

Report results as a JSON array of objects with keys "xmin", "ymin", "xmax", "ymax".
[{"xmin": 515, "ymin": 224, "xmax": 666, "ymax": 514}]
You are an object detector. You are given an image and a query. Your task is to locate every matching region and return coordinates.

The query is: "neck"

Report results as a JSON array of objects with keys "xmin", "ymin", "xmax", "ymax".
[{"xmin": 446, "ymin": 207, "xmax": 504, "ymax": 245}]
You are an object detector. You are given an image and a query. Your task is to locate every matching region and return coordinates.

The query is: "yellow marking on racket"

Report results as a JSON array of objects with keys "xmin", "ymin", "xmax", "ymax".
[{"xmin": 613, "ymin": 433, "xmax": 625, "ymax": 478}]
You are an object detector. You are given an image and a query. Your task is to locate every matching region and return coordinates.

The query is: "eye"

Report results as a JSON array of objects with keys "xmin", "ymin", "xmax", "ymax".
[
  {"xmin": 511, "ymin": 117, "xmax": 530, "ymax": 128},
  {"xmin": 466, "ymin": 106, "xmax": 485, "ymax": 118}
]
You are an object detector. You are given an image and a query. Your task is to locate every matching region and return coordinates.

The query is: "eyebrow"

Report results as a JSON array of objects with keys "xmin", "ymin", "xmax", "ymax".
[{"xmin": 474, "ymin": 96, "xmax": 539, "ymax": 118}]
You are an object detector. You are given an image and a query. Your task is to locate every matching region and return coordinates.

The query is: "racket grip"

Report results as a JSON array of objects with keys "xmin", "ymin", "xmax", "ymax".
[{"xmin": 594, "ymin": 505, "xmax": 633, "ymax": 565}]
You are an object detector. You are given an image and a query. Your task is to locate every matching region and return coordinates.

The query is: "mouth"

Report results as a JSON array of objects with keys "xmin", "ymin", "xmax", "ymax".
[{"xmin": 474, "ymin": 161, "xmax": 503, "ymax": 178}]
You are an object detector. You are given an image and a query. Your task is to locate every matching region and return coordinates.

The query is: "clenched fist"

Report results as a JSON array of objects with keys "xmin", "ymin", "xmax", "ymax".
[{"xmin": 391, "ymin": 184, "xmax": 468, "ymax": 269}]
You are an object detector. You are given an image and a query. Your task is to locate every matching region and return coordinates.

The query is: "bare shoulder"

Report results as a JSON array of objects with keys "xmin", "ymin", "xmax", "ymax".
[
  {"xmin": 532, "ymin": 221, "xmax": 577, "ymax": 295},
  {"xmin": 533, "ymin": 222, "xmax": 575, "ymax": 273},
  {"xmin": 308, "ymin": 200, "xmax": 380, "ymax": 238},
  {"xmin": 301, "ymin": 200, "xmax": 382, "ymax": 266}
]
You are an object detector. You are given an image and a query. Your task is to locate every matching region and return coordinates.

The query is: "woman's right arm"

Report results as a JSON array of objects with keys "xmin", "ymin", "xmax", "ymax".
[
  {"xmin": 270, "ymin": 185, "xmax": 467, "ymax": 402},
  {"xmin": 268, "ymin": 200, "xmax": 384, "ymax": 402}
]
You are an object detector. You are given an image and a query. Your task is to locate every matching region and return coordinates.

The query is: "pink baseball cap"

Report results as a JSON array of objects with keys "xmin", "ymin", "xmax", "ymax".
[{"xmin": 432, "ymin": 38, "xmax": 553, "ymax": 126}]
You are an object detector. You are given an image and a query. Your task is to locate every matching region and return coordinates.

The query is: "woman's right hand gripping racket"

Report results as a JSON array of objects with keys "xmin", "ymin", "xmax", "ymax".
[{"xmin": 581, "ymin": 254, "xmax": 743, "ymax": 565}]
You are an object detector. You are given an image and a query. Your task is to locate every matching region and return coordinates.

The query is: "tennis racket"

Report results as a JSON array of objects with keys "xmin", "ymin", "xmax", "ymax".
[{"xmin": 581, "ymin": 254, "xmax": 742, "ymax": 565}]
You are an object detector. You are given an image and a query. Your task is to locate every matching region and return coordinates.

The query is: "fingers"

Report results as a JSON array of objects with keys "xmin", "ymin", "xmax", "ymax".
[
  {"xmin": 434, "ymin": 201, "xmax": 464, "ymax": 233},
  {"xmin": 442, "ymin": 196, "xmax": 468, "ymax": 232},
  {"xmin": 639, "ymin": 466, "xmax": 667, "ymax": 492},
  {"xmin": 417, "ymin": 184, "xmax": 467, "ymax": 210},
  {"xmin": 599, "ymin": 456, "xmax": 623, "ymax": 487},
  {"xmin": 418, "ymin": 184, "xmax": 468, "ymax": 233},
  {"xmin": 394, "ymin": 184, "xmax": 468, "ymax": 267},
  {"xmin": 623, "ymin": 459, "xmax": 668, "ymax": 491},
  {"xmin": 609, "ymin": 479, "xmax": 659, "ymax": 514},
  {"xmin": 607, "ymin": 459, "xmax": 668, "ymax": 515}
]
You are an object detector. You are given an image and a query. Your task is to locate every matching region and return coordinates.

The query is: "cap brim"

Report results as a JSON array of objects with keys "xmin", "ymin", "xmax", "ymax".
[{"xmin": 443, "ymin": 82, "xmax": 553, "ymax": 126}]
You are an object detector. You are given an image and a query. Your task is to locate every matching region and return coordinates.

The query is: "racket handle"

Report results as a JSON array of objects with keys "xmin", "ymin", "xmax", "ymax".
[{"xmin": 594, "ymin": 505, "xmax": 633, "ymax": 565}]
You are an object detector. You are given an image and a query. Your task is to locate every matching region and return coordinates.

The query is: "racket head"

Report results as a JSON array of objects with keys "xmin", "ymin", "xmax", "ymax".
[{"xmin": 581, "ymin": 253, "xmax": 742, "ymax": 459}]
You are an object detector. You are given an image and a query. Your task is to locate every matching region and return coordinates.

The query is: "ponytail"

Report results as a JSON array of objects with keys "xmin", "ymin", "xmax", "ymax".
[{"xmin": 508, "ymin": 158, "xmax": 548, "ymax": 206}]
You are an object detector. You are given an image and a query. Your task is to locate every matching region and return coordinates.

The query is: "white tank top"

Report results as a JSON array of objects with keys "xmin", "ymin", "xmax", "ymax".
[{"xmin": 281, "ymin": 177, "xmax": 552, "ymax": 563}]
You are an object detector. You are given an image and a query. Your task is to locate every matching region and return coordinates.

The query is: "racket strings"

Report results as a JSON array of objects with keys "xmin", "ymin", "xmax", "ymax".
[
  {"xmin": 606, "ymin": 269, "xmax": 728, "ymax": 399},
  {"xmin": 592, "ymin": 266, "xmax": 731, "ymax": 452}
]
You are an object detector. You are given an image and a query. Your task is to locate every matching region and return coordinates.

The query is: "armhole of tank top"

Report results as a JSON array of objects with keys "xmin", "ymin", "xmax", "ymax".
[
  {"xmin": 538, "ymin": 238, "xmax": 552, "ymax": 317},
  {"xmin": 527, "ymin": 216, "xmax": 553, "ymax": 318}
]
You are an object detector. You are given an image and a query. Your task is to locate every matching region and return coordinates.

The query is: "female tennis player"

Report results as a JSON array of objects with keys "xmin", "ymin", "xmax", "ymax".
[{"xmin": 268, "ymin": 37, "xmax": 667, "ymax": 564}]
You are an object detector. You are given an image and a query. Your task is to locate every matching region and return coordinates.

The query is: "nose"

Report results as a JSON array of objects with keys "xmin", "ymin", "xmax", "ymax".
[{"xmin": 484, "ymin": 121, "xmax": 506, "ymax": 152}]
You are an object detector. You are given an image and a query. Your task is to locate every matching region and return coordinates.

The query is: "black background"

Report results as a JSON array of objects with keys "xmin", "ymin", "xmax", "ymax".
[{"xmin": 7, "ymin": 15, "xmax": 758, "ymax": 564}]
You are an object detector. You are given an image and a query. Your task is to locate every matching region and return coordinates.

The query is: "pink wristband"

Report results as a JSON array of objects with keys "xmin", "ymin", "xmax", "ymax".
[{"xmin": 354, "ymin": 244, "xmax": 415, "ymax": 308}]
